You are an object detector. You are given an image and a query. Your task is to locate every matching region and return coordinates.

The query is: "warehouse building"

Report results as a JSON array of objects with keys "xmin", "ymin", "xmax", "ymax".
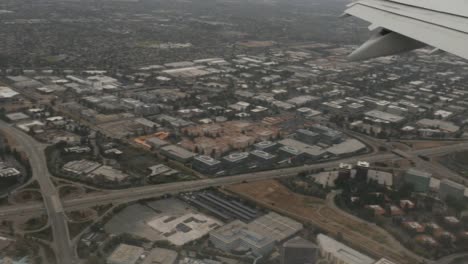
[
  {"xmin": 364, "ymin": 110, "xmax": 406, "ymax": 124},
  {"xmin": 88, "ymin": 166, "xmax": 129, "ymax": 182},
  {"xmin": 374, "ymin": 258, "xmax": 397, "ymax": 264},
  {"xmin": 279, "ymin": 138, "xmax": 327, "ymax": 161},
  {"xmin": 317, "ymin": 234, "xmax": 375, "ymax": 264},
  {"xmin": 210, "ymin": 212, "xmax": 302, "ymax": 256},
  {"xmin": 62, "ymin": 160, "xmax": 101, "ymax": 176},
  {"xmin": 160, "ymin": 145, "xmax": 196, "ymax": 163},
  {"xmin": 145, "ymin": 137, "xmax": 169, "ymax": 150},
  {"xmin": 0, "ymin": 86, "xmax": 19, "ymax": 102},
  {"xmin": 326, "ymin": 139, "xmax": 366, "ymax": 156},
  {"xmin": 142, "ymin": 247, "xmax": 178, "ymax": 264},
  {"xmin": 0, "ymin": 167, "xmax": 21, "ymax": 178},
  {"xmin": 107, "ymin": 244, "xmax": 144, "ymax": 264},
  {"xmin": 147, "ymin": 213, "xmax": 221, "ymax": 246},
  {"xmin": 210, "ymin": 220, "xmax": 275, "ymax": 255}
]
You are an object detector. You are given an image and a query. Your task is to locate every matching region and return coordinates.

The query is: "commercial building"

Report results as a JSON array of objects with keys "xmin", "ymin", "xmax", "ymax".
[
  {"xmin": 296, "ymin": 129, "xmax": 320, "ymax": 145},
  {"xmin": 160, "ymin": 145, "xmax": 196, "ymax": 163},
  {"xmin": 222, "ymin": 152, "xmax": 250, "ymax": 168},
  {"xmin": 250, "ymin": 150, "xmax": 277, "ymax": 167},
  {"xmin": 374, "ymin": 258, "xmax": 397, "ymax": 264},
  {"xmin": 147, "ymin": 213, "xmax": 221, "ymax": 246},
  {"xmin": 62, "ymin": 160, "xmax": 101, "ymax": 176},
  {"xmin": 254, "ymin": 141, "xmax": 279, "ymax": 152},
  {"xmin": 280, "ymin": 236, "xmax": 318, "ymax": 264},
  {"xmin": 355, "ymin": 161, "xmax": 370, "ymax": 181},
  {"xmin": 0, "ymin": 168, "xmax": 21, "ymax": 178},
  {"xmin": 210, "ymin": 212, "xmax": 302, "ymax": 256},
  {"xmin": 148, "ymin": 164, "xmax": 174, "ymax": 177},
  {"xmin": 0, "ymin": 86, "xmax": 19, "ymax": 102},
  {"xmin": 326, "ymin": 139, "xmax": 366, "ymax": 156},
  {"xmin": 416, "ymin": 119, "xmax": 460, "ymax": 135},
  {"xmin": 364, "ymin": 110, "xmax": 405, "ymax": 124},
  {"xmin": 278, "ymin": 139, "xmax": 326, "ymax": 161},
  {"xmin": 89, "ymin": 166, "xmax": 129, "ymax": 182},
  {"xmin": 338, "ymin": 163, "xmax": 353, "ymax": 179},
  {"xmin": 250, "ymin": 212, "xmax": 303, "ymax": 241},
  {"xmin": 210, "ymin": 220, "xmax": 275, "ymax": 255},
  {"xmin": 145, "ymin": 137, "xmax": 169, "ymax": 150},
  {"xmin": 317, "ymin": 234, "xmax": 375, "ymax": 264},
  {"xmin": 439, "ymin": 179, "xmax": 466, "ymax": 200},
  {"xmin": 287, "ymin": 95, "xmax": 320, "ymax": 107},
  {"xmin": 403, "ymin": 168, "xmax": 431, "ymax": 193},
  {"xmin": 192, "ymin": 155, "xmax": 221, "ymax": 175},
  {"xmin": 278, "ymin": 145, "xmax": 305, "ymax": 162},
  {"xmin": 107, "ymin": 244, "xmax": 144, "ymax": 264},
  {"xmin": 5, "ymin": 112, "xmax": 29, "ymax": 122},
  {"xmin": 309, "ymin": 124, "xmax": 343, "ymax": 145},
  {"xmin": 142, "ymin": 248, "xmax": 177, "ymax": 264}
]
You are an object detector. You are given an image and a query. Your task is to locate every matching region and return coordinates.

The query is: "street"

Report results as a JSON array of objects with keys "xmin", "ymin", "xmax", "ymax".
[{"xmin": 0, "ymin": 121, "xmax": 77, "ymax": 264}]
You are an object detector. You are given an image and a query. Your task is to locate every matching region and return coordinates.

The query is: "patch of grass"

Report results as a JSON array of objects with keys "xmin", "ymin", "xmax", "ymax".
[
  {"xmin": 30, "ymin": 227, "xmax": 53, "ymax": 242},
  {"xmin": 69, "ymin": 221, "xmax": 92, "ymax": 239}
]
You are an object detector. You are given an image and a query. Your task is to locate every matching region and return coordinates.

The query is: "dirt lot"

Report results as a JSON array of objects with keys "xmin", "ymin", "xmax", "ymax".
[
  {"xmin": 403, "ymin": 140, "xmax": 460, "ymax": 150},
  {"xmin": 227, "ymin": 180, "xmax": 420, "ymax": 264}
]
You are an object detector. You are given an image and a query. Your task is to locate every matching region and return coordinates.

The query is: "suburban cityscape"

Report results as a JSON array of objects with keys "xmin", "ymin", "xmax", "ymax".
[{"xmin": 0, "ymin": 0, "xmax": 467, "ymax": 264}]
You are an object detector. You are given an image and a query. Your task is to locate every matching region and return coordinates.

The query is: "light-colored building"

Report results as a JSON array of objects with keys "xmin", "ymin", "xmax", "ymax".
[
  {"xmin": 210, "ymin": 220, "xmax": 275, "ymax": 256},
  {"xmin": 62, "ymin": 160, "xmax": 101, "ymax": 176},
  {"xmin": 107, "ymin": 244, "xmax": 144, "ymax": 264},
  {"xmin": 142, "ymin": 247, "xmax": 177, "ymax": 264},
  {"xmin": 89, "ymin": 166, "xmax": 129, "ymax": 182},
  {"xmin": 364, "ymin": 110, "xmax": 405, "ymax": 124},
  {"xmin": 0, "ymin": 86, "xmax": 19, "ymax": 101},
  {"xmin": 147, "ymin": 213, "xmax": 221, "ymax": 246},
  {"xmin": 210, "ymin": 212, "xmax": 303, "ymax": 256},
  {"xmin": 317, "ymin": 234, "xmax": 375, "ymax": 264},
  {"xmin": 160, "ymin": 145, "xmax": 196, "ymax": 163},
  {"xmin": 374, "ymin": 258, "xmax": 397, "ymax": 264},
  {"xmin": 439, "ymin": 179, "xmax": 466, "ymax": 200}
]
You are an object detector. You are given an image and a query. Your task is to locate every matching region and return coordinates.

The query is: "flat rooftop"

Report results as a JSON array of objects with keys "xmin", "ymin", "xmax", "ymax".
[
  {"xmin": 317, "ymin": 234, "xmax": 375, "ymax": 264},
  {"xmin": 0, "ymin": 86, "xmax": 19, "ymax": 98},
  {"xmin": 365, "ymin": 110, "xmax": 405, "ymax": 123},
  {"xmin": 147, "ymin": 213, "xmax": 221, "ymax": 246},
  {"xmin": 194, "ymin": 155, "xmax": 221, "ymax": 166},
  {"xmin": 279, "ymin": 138, "xmax": 325, "ymax": 156},
  {"xmin": 161, "ymin": 145, "xmax": 196, "ymax": 160},
  {"xmin": 107, "ymin": 244, "xmax": 144, "ymax": 264}
]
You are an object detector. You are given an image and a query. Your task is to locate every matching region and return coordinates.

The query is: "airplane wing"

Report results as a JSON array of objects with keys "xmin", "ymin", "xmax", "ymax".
[{"xmin": 344, "ymin": 0, "xmax": 468, "ymax": 61}]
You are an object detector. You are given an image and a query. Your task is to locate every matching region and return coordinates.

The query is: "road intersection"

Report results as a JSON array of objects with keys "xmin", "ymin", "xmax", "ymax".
[{"xmin": 1, "ymin": 121, "xmax": 467, "ymax": 264}]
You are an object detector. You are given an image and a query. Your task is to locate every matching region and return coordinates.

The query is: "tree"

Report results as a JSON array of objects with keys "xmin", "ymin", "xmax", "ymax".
[
  {"xmin": 445, "ymin": 195, "xmax": 466, "ymax": 214},
  {"xmin": 86, "ymin": 256, "xmax": 105, "ymax": 264}
]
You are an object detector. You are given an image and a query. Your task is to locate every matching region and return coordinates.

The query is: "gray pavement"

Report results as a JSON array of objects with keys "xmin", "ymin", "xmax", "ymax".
[
  {"xmin": 0, "ymin": 121, "xmax": 77, "ymax": 264},
  {"xmin": 2, "ymin": 118, "xmax": 468, "ymax": 264}
]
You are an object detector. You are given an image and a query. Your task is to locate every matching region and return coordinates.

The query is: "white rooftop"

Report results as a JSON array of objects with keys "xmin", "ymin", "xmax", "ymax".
[
  {"xmin": 0, "ymin": 86, "xmax": 19, "ymax": 98},
  {"xmin": 317, "ymin": 234, "xmax": 375, "ymax": 264}
]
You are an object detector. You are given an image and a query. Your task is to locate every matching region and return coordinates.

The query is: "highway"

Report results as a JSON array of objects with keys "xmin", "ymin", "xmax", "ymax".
[
  {"xmin": 0, "ymin": 121, "xmax": 77, "ymax": 264},
  {"xmin": 1, "ymin": 119, "xmax": 468, "ymax": 264},
  {"xmin": 1, "ymin": 142, "xmax": 467, "ymax": 219}
]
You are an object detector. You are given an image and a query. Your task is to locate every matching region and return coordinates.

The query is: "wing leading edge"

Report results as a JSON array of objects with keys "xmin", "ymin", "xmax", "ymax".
[{"xmin": 345, "ymin": 0, "xmax": 468, "ymax": 61}]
